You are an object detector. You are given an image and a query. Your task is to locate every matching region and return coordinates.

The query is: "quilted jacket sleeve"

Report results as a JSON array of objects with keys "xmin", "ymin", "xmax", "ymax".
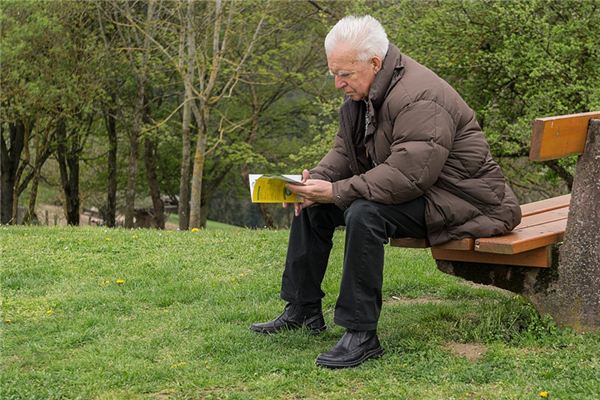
[
  {"xmin": 309, "ymin": 130, "xmax": 354, "ymax": 182},
  {"xmin": 332, "ymin": 100, "xmax": 455, "ymax": 209}
]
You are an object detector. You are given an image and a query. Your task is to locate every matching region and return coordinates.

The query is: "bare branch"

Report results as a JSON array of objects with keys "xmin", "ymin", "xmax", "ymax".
[
  {"xmin": 216, "ymin": 13, "xmax": 266, "ymax": 102},
  {"xmin": 141, "ymin": 98, "xmax": 192, "ymax": 134},
  {"xmin": 203, "ymin": 0, "xmax": 225, "ymax": 100},
  {"xmin": 204, "ymin": 116, "xmax": 226, "ymax": 156},
  {"xmin": 307, "ymin": 0, "xmax": 336, "ymax": 18}
]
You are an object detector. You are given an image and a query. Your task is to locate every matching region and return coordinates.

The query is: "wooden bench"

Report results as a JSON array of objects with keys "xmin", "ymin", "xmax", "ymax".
[
  {"xmin": 390, "ymin": 111, "xmax": 600, "ymax": 331},
  {"xmin": 391, "ymin": 193, "xmax": 571, "ymax": 268}
]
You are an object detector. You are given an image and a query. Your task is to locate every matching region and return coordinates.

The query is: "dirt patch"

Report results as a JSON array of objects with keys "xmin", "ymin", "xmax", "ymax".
[
  {"xmin": 445, "ymin": 341, "xmax": 487, "ymax": 362},
  {"xmin": 152, "ymin": 390, "xmax": 177, "ymax": 400}
]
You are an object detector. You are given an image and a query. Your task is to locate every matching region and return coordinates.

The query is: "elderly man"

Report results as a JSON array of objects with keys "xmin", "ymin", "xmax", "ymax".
[{"xmin": 251, "ymin": 15, "xmax": 521, "ymax": 368}]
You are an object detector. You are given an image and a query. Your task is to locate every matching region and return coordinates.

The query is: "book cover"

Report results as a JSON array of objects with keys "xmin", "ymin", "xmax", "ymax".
[{"xmin": 248, "ymin": 174, "xmax": 304, "ymax": 203}]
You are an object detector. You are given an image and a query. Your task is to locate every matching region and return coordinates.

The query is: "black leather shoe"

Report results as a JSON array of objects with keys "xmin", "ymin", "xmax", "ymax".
[
  {"xmin": 315, "ymin": 329, "xmax": 384, "ymax": 368},
  {"xmin": 250, "ymin": 303, "xmax": 326, "ymax": 334}
]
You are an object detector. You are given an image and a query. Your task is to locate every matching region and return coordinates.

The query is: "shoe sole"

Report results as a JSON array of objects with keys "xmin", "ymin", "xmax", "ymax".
[
  {"xmin": 250, "ymin": 324, "xmax": 327, "ymax": 335},
  {"xmin": 315, "ymin": 346, "xmax": 384, "ymax": 369},
  {"xmin": 308, "ymin": 325, "xmax": 327, "ymax": 335}
]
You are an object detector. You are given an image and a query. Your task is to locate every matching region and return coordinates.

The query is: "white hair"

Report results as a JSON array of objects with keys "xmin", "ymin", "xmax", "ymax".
[{"xmin": 324, "ymin": 15, "xmax": 389, "ymax": 61}]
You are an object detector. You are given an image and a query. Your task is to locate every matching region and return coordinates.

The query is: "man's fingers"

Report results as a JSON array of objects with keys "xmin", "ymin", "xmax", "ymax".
[{"xmin": 301, "ymin": 169, "xmax": 310, "ymax": 183}]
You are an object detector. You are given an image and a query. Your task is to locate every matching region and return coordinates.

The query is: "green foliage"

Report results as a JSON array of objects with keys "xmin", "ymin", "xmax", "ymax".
[
  {"xmin": 212, "ymin": 1, "xmax": 335, "ymax": 174},
  {"xmin": 2, "ymin": 226, "xmax": 599, "ymax": 399},
  {"xmin": 289, "ymin": 97, "xmax": 342, "ymax": 171},
  {"xmin": 373, "ymin": 0, "xmax": 600, "ymax": 197},
  {"xmin": 4, "ymin": 0, "xmax": 599, "ymax": 225}
]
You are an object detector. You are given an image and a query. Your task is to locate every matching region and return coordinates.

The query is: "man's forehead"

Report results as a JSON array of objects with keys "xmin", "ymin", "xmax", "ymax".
[{"xmin": 327, "ymin": 44, "xmax": 359, "ymax": 68}]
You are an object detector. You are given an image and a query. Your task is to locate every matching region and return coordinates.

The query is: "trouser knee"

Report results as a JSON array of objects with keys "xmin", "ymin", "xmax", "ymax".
[
  {"xmin": 344, "ymin": 199, "xmax": 383, "ymax": 228},
  {"xmin": 302, "ymin": 203, "xmax": 343, "ymax": 232}
]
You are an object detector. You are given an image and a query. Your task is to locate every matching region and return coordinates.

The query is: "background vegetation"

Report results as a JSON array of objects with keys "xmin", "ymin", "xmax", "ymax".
[{"xmin": 2, "ymin": 0, "xmax": 600, "ymax": 230}]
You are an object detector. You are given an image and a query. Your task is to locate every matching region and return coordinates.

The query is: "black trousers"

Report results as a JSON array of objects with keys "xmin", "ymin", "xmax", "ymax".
[{"xmin": 280, "ymin": 197, "xmax": 427, "ymax": 331}]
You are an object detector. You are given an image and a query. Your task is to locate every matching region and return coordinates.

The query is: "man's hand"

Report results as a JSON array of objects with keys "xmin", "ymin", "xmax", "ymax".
[
  {"xmin": 287, "ymin": 179, "xmax": 334, "ymax": 203},
  {"xmin": 282, "ymin": 169, "xmax": 313, "ymax": 216},
  {"xmin": 285, "ymin": 170, "xmax": 334, "ymax": 216},
  {"xmin": 282, "ymin": 169, "xmax": 335, "ymax": 217}
]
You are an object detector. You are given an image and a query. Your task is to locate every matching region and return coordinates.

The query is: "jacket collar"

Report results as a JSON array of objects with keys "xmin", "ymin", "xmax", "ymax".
[
  {"xmin": 368, "ymin": 44, "xmax": 404, "ymax": 111},
  {"xmin": 339, "ymin": 44, "xmax": 404, "ymax": 141}
]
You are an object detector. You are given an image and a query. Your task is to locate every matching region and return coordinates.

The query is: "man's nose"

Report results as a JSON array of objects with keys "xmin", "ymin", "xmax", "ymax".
[{"xmin": 334, "ymin": 76, "xmax": 346, "ymax": 89}]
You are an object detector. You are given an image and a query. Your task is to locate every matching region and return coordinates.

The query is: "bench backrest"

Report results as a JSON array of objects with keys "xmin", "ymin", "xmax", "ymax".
[{"xmin": 530, "ymin": 111, "xmax": 600, "ymax": 161}]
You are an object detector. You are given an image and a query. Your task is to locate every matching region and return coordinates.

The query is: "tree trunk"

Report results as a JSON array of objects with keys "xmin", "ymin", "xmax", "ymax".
[
  {"xmin": 189, "ymin": 106, "xmax": 208, "ymax": 229},
  {"xmin": 9, "ymin": 120, "xmax": 34, "ymax": 225},
  {"xmin": 104, "ymin": 105, "xmax": 118, "ymax": 227},
  {"xmin": 247, "ymin": 100, "xmax": 276, "ymax": 228},
  {"xmin": 143, "ymin": 137, "xmax": 165, "ymax": 229},
  {"xmin": 0, "ymin": 122, "xmax": 25, "ymax": 224},
  {"xmin": 200, "ymin": 197, "xmax": 209, "ymax": 229},
  {"xmin": 55, "ymin": 120, "xmax": 80, "ymax": 226},
  {"xmin": 65, "ymin": 153, "xmax": 80, "ymax": 225},
  {"xmin": 124, "ymin": 88, "xmax": 142, "ymax": 228},
  {"xmin": 123, "ymin": 0, "xmax": 156, "ymax": 228},
  {"xmin": 16, "ymin": 124, "xmax": 53, "ymax": 224},
  {"xmin": 179, "ymin": 109, "xmax": 192, "ymax": 230},
  {"xmin": 178, "ymin": 0, "xmax": 194, "ymax": 230},
  {"xmin": 258, "ymin": 204, "xmax": 275, "ymax": 228},
  {"xmin": 24, "ymin": 170, "xmax": 40, "ymax": 225}
]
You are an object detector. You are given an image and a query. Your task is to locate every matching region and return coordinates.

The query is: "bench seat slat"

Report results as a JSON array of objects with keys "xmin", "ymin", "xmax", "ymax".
[
  {"xmin": 475, "ymin": 218, "xmax": 567, "ymax": 254},
  {"xmin": 389, "ymin": 238, "xmax": 474, "ymax": 250},
  {"xmin": 389, "ymin": 195, "xmax": 570, "ymax": 257},
  {"xmin": 389, "ymin": 238, "xmax": 428, "ymax": 248},
  {"xmin": 434, "ymin": 238, "xmax": 475, "ymax": 251},
  {"xmin": 515, "ymin": 206, "xmax": 569, "ymax": 230},
  {"xmin": 520, "ymin": 194, "xmax": 571, "ymax": 217},
  {"xmin": 432, "ymin": 246, "xmax": 552, "ymax": 268}
]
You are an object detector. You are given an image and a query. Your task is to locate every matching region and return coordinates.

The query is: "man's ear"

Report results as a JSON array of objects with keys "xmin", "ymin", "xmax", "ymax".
[{"xmin": 372, "ymin": 56, "xmax": 383, "ymax": 73}]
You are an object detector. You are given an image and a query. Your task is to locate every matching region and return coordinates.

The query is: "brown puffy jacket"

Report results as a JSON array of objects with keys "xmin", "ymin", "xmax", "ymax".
[{"xmin": 310, "ymin": 44, "xmax": 521, "ymax": 245}]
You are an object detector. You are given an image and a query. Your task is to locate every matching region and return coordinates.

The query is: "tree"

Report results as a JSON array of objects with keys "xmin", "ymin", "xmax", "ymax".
[
  {"xmin": 107, "ymin": 0, "xmax": 159, "ymax": 228},
  {"xmin": 197, "ymin": 1, "xmax": 342, "ymax": 227},
  {"xmin": 1, "ymin": 1, "xmax": 101, "ymax": 225},
  {"xmin": 375, "ymin": 0, "xmax": 600, "ymax": 199},
  {"xmin": 1, "ymin": 2, "xmax": 52, "ymax": 224}
]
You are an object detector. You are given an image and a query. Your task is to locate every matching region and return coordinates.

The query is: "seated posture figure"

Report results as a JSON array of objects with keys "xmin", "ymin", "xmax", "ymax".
[{"xmin": 251, "ymin": 15, "xmax": 521, "ymax": 369}]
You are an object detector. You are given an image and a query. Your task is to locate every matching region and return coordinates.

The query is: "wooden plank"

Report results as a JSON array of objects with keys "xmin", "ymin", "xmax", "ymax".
[
  {"xmin": 389, "ymin": 238, "xmax": 428, "ymax": 248},
  {"xmin": 530, "ymin": 111, "xmax": 600, "ymax": 161},
  {"xmin": 391, "ymin": 195, "xmax": 570, "ymax": 253},
  {"xmin": 516, "ymin": 206, "xmax": 569, "ymax": 230},
  {"xmin": 475, "ymin": 218, "xmax": 567, "ymax": 254},
  {"xmin": 390, "ymin": 237, "xmax": 475, "ymax": 251},
  {"xmin": 520, "ymin": 194, "xmax": 571, "ymax": 217},
  {"xmin": 432, "ymin": 246, "xmax": 551, "ymax": 268},
  {"xmin": 433, "ymin": 238, "xmax": 475, "ymax": 251}
]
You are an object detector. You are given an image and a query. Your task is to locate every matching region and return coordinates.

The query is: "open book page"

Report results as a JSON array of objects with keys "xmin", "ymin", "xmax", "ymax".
[{"xmin": 248, "ymin": 174, "xmax": 304, "ymax": 203}]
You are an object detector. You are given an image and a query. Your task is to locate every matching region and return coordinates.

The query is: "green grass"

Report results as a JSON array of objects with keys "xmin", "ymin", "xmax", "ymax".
[
  {"xmin": 1, "ymin": 226, "xmax": 599, "ymax": 399},
  {"xmin": 205, "ymin": 220, "xmax": 242, "ymax": 230},
  {"xmin": 165, "ymin": 213, "xmax": 242, "ymax": 231}
]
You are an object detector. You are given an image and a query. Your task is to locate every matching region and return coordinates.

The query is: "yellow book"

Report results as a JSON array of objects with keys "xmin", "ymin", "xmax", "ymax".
[{"xmin": 248, "ymin": 174, "xmax": 304, "ymax": 203}]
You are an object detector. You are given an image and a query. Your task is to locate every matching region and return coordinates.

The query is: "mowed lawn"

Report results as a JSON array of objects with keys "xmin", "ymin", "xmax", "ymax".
[{"xmin": 1, "ymin": 225, "xmax": 599, "ymax": 399}]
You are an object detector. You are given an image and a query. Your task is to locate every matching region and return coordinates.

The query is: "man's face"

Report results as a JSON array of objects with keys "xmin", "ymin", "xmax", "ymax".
[{"xmin": 327, "ymin": 43, "xmax": 381, "ymax": 101}]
